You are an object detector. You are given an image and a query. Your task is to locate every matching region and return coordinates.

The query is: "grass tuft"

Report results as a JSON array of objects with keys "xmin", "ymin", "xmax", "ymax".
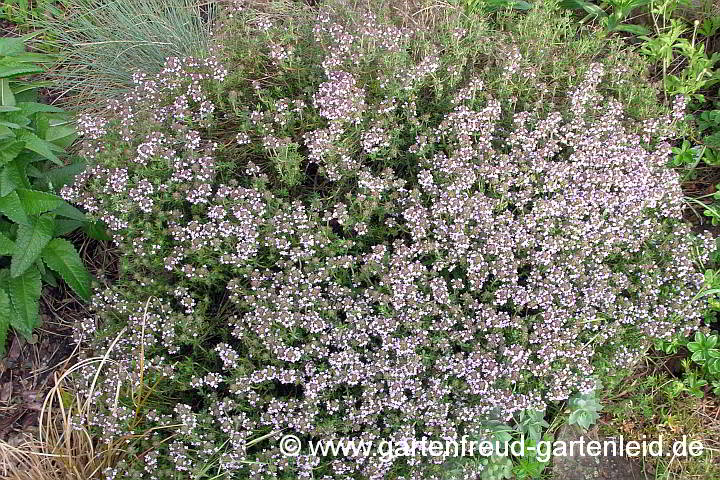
[
  {"xmin": 0, "ymin": 318, "xmax": 169, "ymax": 480},
  {"xmin": 32, "ymin": 0, "xmax": 215, "ymax": 108}
]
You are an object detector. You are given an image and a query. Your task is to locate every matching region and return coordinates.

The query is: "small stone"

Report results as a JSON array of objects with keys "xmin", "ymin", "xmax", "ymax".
[{"xmin": 552, "ymin": 425, "xmax": 647, "ymax": 480}]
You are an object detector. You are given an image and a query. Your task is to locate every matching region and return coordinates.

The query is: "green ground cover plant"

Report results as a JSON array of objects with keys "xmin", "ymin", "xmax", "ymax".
[
  {"xmin": 36, "ymin": 0, "xmax": 718, "ymax": 478},
  {"xmin": 0, "ymin": 0, "xmax": 54, "ymax": 28},
  {"xmin": 599, "ymin": 351, "xmax": 720, "ymax": 479},
  {"xmin": 655, "ymin": 255, "xmax": 720, "ymax": 396}
]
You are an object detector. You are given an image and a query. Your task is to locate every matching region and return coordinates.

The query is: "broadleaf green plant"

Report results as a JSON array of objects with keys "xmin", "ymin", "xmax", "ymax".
[
  {"xmin": 568, "ymin": 388, "xmax": 603, "ymax": 430},
  {"xmin": 515, "ymin": 408, "xmax": 550, "ymax": 444},
  {"xmin": 480, "ymin": 454, "xmax": 513, "ymax": 480},
  {"xmin": 656, "ymin": 327, "xmax": 720, "ymax": 397},
  {"xmin": 512, "ymin": 434, "xmax": 553, "ymax": 479},
  {"xmin": 0, "ymin": 37, "xmax": 94, "ymax": 355},
  {"xmin": 464, "ymin": 0, "xmax": 532, "ymax": 14},
  {"xmin": 558, "ymin": 0, "xmax": 651, "ymax": 34}
]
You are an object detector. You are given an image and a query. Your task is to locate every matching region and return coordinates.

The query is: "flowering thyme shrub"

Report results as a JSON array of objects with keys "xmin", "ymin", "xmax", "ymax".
[{"xmin": 62, "ymin": 1, "xmax": 714, "ymax": 479}]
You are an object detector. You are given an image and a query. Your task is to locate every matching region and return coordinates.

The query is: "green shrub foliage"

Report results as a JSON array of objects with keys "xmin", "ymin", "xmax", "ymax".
[{"xmin": 0, "ymin": 37, "xmax": 91, "ymax": 355}]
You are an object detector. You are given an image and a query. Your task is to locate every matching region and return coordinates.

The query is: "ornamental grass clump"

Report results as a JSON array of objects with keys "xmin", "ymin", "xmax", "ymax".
[
  {"xmin": 31, "ymin": 0, "xmax": 216, "ymax": 107},
  {"xmin": 57, "ymin": 1, "xmax": 713, "ymax": 478}
]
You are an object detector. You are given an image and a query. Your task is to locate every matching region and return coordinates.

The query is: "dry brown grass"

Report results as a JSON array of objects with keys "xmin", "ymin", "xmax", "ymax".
[
  {"xmin": 0, "ymin": 330, "xmax": 130, "ymax": 480},
  {"xmin": 0, "ymin": 215, "xmax": 152, "ymax": 478},
  {"xmin": 0, "ymin": 292, "xmax": 186, "ymax": 480}
]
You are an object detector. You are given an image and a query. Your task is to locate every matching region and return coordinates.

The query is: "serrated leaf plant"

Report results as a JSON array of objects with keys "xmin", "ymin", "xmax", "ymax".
[{"xmin": 0, "ymin": 37, "xmax": 94, "ymax": 355}]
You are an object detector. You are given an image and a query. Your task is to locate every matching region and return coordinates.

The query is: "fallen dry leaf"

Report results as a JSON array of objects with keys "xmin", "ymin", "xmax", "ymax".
[{"xmin": 0, "ymin": 382, "xmax": 12, "ymax": 403}]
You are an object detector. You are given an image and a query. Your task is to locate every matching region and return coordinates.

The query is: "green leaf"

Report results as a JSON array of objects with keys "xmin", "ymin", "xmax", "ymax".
[
  {"xmin": 0, "ymin": 106, "xmax": 21, "ymax": 112},
  {"xmin": 508, "ymin": 0, "xmax": 532, "ymax": 9},
  {"xmin": 0, "ymin": 289, "xmax": 9, "ymax": 355},
  {"xmin": 53, "ymin": 218, "xmax": 84, "ymax": 237},
  {"xmin": 556, "ymin": 0, "xmax": 583, "ymax": 8},
  {"xmin": 35, "ymin": 113, "xmax": 49, "ymax": 140},
  {"xmin": 53, "ymin": 201, "xmax": 86, "ymax": 221},
  {"xmin": 5, "ymin": 53, "xmax": 54, "ymax": 65},
  {"xmin": 10, "ymin": 81, "xmax": 50, "ymax": 95},
  {"xmin": 559, "ymin": 0, "xmax": 607, "ymax": 17},
  {"xmin": 1, "ymin": 109, "xmax": 29, "ymax": 127},
  {"xmin": 41, "ymin": 239, "xmax": 90, "ymax": 301},
  {"xmin": 0, "ymin": 79, "xmax": 15, "ymax": 107},
  {"xmin": 0, "ymin": 160, "xmax": 29, "ymax": 196},
  {"xmin": 26, "ymin": 163, "xmax": 43, "ymax": 181},
  {"xmin": 0, "ymin": 63, "xmax": 44, "ymax": 79},
  {"xmin": 35, "ymin": 257, "xmax": 45, "ymax": 275},
  {"xmin": 40, "ymin": 268, "xmax": 57, "ymax": 288},
  {"xmin": 14, "ymin": 102, "xmax": 63, "ymax": 115},
  {"xmin": 604, "ymin": 15, "xmax": 618, "ymax": 32},
  {"xmin": 0, "ymin": 120, "xmax": 21, "ymax": 129},
  {"xmin": 482, "ymin": 0, "xmax": 532, "ymax": 11},
  {"xmin": 10, "ymin": 214, "xmax": 54, "ymax": 277},
  {"xmin": 0, "ymin": 190, "xmax": 29, "ymax": 225},
  {"xmin": 7, "ymin": 266, "xmax": 41, "ymax": 339},
  {"xmin": 43, "ymin": 161, "xmax": 86, "ymax": 190},
  {"xmin": 694, "ymin": 288, "xmax": 720, "ymax": 300},
  {"xmin": 581, "ymin": 3, "xmax": 607, "ymax": 17},
  {"xmin": 45, "ymin": 122, "xmax": 76, "ymax": 148},
  {"xmin": 15, "ymin": 188, "xmax": 63, "ymax": 215},
  {"xmin": 84, "ymin": 221, "xmax": 110, "ymax": 241},
  {"xmin": 568, "ymin": 390, "xmax": 603, "ymax": 430},
  {"xmin": 0, "ymin": 231, "xmax": 15, "ymax": 255},
  {"xmin": 0, "ymin": 140, "xmax": 25, "ymax": 164},
  {"xmin": 611, "ymin": 23, "xmax": 651, "ymax": 35},
  {"xmin": 15, "ymin": 131, "xmax": 62, "ymax": 165},
  {"xmin": 569, "ymin": 410, "xmax": 600, "ymax": 430},
  {"xmin": 0, "ymin": 38, "xmax": 26, "ymax": 56}
]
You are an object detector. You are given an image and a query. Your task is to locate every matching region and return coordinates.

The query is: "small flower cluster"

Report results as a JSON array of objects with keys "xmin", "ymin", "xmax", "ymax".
[{"xmin": 313, "ymin": 70, "xmax": 366, "ymax": 123}]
